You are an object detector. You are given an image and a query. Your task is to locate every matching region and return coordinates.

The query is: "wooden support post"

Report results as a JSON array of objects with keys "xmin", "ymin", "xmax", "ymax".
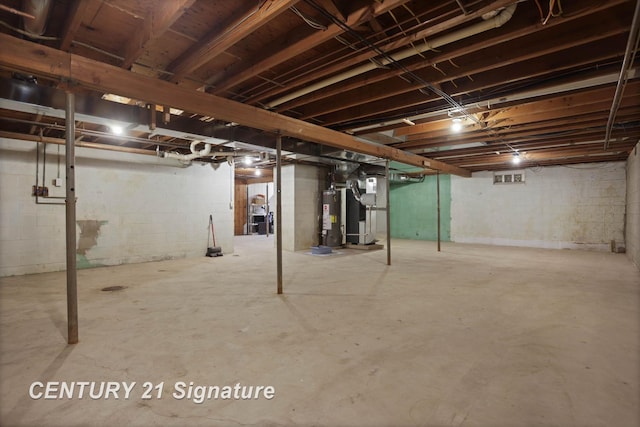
[
  {"xmin": 65, "ymin": 91, "xmax": 78, "ymax": 344},
  {"xmin": 437, "ymin": 171, "xmax": 441, "ymax": 252},
  {"xmin": 386, "ymin": 160, "xmax": 391, "ymax": 266},
  {"xmin": 276, "ymin": 134, "xmax": 283, "ymax": 294}
]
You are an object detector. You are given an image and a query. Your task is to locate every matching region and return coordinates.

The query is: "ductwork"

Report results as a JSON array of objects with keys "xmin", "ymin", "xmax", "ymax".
[
  {"xmin": 348, "ymin": 177, "xmax": 362, "ymax": 203},
  {"xmin": 266, "ymin": 3, "xmax": 517, "ymax": 109},
  {"xmin": 22, "ymin": 0, "xmax": 51, "ymax": 36},
  {"xmin": 163, "ymin": 140, "xmax": 214, "ymax": 162}
]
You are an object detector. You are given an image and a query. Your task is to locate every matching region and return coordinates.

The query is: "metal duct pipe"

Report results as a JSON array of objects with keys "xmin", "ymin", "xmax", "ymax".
[
  {"xmin": 266, "ymin": 3, "xmax": 517, "ymax": 109},
  {"xmin": 389, "ymin": 173, "xmax": 425, "ymax": 183},
  {"xmin": 348, "ymin": 178, "xmax": 362, "ymax": 202},
  {"xmin": 22, "ymin": 0, "xmax": 51, "ymax": 36}
]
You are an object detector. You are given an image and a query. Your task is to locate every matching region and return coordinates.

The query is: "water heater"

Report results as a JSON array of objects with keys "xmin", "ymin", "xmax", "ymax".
[{"xmin": 322, "ymin": 189, "xmax": 342, "ymax": 247}]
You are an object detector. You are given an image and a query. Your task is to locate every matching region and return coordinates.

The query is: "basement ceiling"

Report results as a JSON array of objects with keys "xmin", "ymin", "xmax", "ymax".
[{"xmin": 0, "ymin": 0, "xmax": 638, "ymax": 175}]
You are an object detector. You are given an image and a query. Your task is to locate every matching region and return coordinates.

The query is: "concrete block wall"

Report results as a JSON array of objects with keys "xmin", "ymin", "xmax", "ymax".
[
  {"xmin": 294, "ymin": 165, "xmax": 325, "ymax": 250},
  {"xmin": 0, "ymin": 138, "xmax": 234, "ymax": 277},
  {"xmin": 277, "ymin": 164, "xmax": 325, "ymax": 251},
  {"xmin": 450, "ymin": 162, "xmax": 626, "ymax": 251},
  {"xmin": 627, "ymin": 142, "xmax": 640, "ymax": 269}
]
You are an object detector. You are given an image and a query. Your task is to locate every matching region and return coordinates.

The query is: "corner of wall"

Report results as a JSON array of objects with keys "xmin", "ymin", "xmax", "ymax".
[{"xmin": 626, "ymin": 142, "xmax": 640, "ymax": 270}]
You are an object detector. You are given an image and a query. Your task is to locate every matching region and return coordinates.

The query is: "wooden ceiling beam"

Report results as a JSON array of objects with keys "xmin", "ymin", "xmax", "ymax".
[
  {"xmin": 247, "ymin": 0, "xmax": 517, "ymax": 105},
  {"xmin": 400, "ymin": 99, "xmax": 640, "ymax": 143},
  {"xmin": 211, "ymin": 0, "xmax": 410, "ymax": 95},
  {"xmin": 437, "ymin": 134, "xmax": 640, "ymax": 161},
  {"xmin": 301, "ymin": 26, "xmax": 627, "ymax": 122},
  {"xmin": 395, "ymin": 81, "xmax": 639, "ymax": 138},
  {"xmin": 477, "ymin": 81, "xmax": 640, "ymax": 123},
  {"xmin": 278, "ymin": 1, "xmax": 628, "ymax": 115},
  {"xmin": 397, "ymin": 108, "xmax": 640, "ymax": 150},
  {"xmin": 120, "ymin": 0, "xmax": 195, "ymax": 70},
  {"xmin": 316, "ymin": 46, "xmax": 624, "ymax": 127},
  {"xmin": 59, "ymin": 0, "xmax": 103, "ymax": 51},
  {"xmin": 0, "ymin": 34, "xmax": 470, "ymax": 177},
  {"xmin": 167, "ymin": 0, "xmax": 300, "ymax": 84},
  {"xmin": 454, "ymin": 144, "xmax": 636, "ymax": 167}
]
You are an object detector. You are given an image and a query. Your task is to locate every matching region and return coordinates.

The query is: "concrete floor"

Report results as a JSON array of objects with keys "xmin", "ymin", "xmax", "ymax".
[{"xmin": 1, "ymin": 237, "xmax": 639, "ymax": 427}]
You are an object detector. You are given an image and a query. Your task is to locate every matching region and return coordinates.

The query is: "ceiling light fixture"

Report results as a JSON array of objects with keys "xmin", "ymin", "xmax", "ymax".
[
  {"xmin": 243, "ymin": 156, "xmax": 253, "ymax": 166},
  {"xmin": 512, "ymin": 152, "xmax": 521, "ymax": 165},
  {"xmin": 110, "ymin": 125, "xmax": 124, "ymax": 135},
  {"xmin": 255, "ymin": 169, "xmax": 262, "ymax": 176},
  {"xmin": 451, "ymin": 118, "xmax": 463, "ymax": 132}
]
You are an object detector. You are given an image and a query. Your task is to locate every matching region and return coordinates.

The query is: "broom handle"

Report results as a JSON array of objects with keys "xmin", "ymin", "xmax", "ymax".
[{"xmin": 209, "ymin": 214, "xmax": 217, "ymax": 247}]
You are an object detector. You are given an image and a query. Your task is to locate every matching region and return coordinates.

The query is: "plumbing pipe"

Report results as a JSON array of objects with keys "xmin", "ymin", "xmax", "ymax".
[
  {"xmin": 163, "ymin": 140, "xmax": 212, "ymax": 161},
  {"xmin": 266, "ymin": 3, "xmax": 517, "ymax": 109},
  {"xmin": 22, "ymin": 0, "xmax": 51, "ymax": 36},
  {"xmin": 605, "ymin": 0, "xmax": 640, "ymax": 149}
]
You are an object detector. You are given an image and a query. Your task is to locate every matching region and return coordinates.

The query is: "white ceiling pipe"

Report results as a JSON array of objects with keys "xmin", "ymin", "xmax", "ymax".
[
  {"xmin": 266, "ymin": 3, "xmax": 517, "ymax": 109},
  {"xmin": 163, "ymin": 140, "xmax": 213, "ymax": 161},
  {"xmin": 22, "ymin": 0, "xmax": 51, "ymax": 36}
]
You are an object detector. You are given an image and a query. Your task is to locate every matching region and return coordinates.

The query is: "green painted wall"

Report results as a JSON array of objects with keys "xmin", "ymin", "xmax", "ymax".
[{"xmin": 390, "ymin": 174, "xmax": 451, "ymax": 241}]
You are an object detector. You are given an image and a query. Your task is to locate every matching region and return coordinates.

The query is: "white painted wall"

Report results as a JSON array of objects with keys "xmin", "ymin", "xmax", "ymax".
[
  {"xmin": 451, "ymin": 162, "xmax": 626, "ymax": 251},
  {"xmin": 276, "ymin": 164, "xmax": 325, "ymax": 251},
  {"xmin": 626, "ymin": 142, "xmax": 640, "ymax": 269},
  {"xmin": 0, "ymin": 138, "xmax": 234, "ymax": 277}
]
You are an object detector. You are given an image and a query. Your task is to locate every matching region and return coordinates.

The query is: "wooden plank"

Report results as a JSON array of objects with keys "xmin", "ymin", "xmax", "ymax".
[
  {"xmin": 121, "ymin": 0, "xmax": 196, "ymax": 69},
  {"xmin": 211, "ymin": 0, "xmax": 410, "ymax": 94},
  {"xmin": 59, "ymin": 0, "xmax": 104, "ymax": 51},
  {"xmin": 0, "ymin": 34, "xmax": 471, "ymax": 177},
  {"xmin": 168, "ymin": 0, "xmax": 300, "ymax": 83},
  {"xmin": 234, "ymin": 181, "xmax": 248, "ymax": 235}
]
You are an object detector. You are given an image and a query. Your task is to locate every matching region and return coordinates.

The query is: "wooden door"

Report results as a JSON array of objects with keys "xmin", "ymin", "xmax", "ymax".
[{"xmin": 234, "ymin": 179, "xmax": 247, "ymax": 235}]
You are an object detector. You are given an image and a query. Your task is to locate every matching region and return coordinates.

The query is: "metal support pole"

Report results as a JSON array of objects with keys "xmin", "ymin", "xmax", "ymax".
[
  {"xmin": 265, "ymin": 183, "xmax": 269, "ymax": 237},
  {"xmin": 385, "ymin": 160, "xmax": 391, "ymax": 265},
  {"xmin": 65, "ymin": 91, "xmax": 78, "ymax": 344},
  {"xmin": 437, "ymin": 171, "xmax": 441, "ymax": 252},
  {"xmin": 276, "ymin": 134, "xmax": 283, "ymax": 294}
]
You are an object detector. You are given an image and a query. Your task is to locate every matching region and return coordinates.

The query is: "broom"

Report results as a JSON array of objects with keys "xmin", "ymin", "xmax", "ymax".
[{"xmin": 206, "ymin": 214, "xmax": 223, "ymax": 257}]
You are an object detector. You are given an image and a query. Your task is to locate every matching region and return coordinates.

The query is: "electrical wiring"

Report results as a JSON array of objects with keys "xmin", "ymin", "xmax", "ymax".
[
  {"xmin": 552, "ymin": 0, "xmax": 564, "ymax": 17},
  {"xmin": 542, "ymin": 0, "xmax": 563, "ymax": 25},
  {"xmin": 0, "ymin": 19, "xmax": 58, "ymax": 40},
  {"xmin": 290, "ymin": 6, "xmax": 327, "ymax": 30},
  {"xmin": 533, "ymin": 0, "xmax": 545, "ymax": 22},
  {"xmin": 302, "ymin": 0, "xmax": 521, "ymax": 156}
]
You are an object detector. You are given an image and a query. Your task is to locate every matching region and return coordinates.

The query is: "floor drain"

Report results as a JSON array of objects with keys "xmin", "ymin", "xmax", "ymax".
[{"xmin": 101, "ymin": 286, "xmax": 126, "ymax": 292}]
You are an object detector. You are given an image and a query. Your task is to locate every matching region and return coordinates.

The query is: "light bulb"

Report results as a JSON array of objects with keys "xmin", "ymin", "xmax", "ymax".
[
  {"xmin": 255, "ymin": 169, "xmax": 262, "ymax": 176},
  {"xmin": 110, "ymin": 125, "xmax": 123, "ymax": 135},
  {"xmin": 451, "ymin": 118, "xmax": 462, "ymax": 132},
  {"xmin": 512, "ymin": 152, "xmax": 521, "ymax": 164},
  {"xmin": 243, "ymin": 156, "xmax": 253, "ymax": 166}
]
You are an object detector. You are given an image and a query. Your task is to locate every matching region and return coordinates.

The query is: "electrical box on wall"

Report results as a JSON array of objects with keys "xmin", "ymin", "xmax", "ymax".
[
  {"xmin": 31, "ymin": 185, "xmax": 49, "ymax": 196},
  {"xmin": 493, "ymin": 170, "xmax": 525, "ymax": 184},
  {"xmin": 53, "ymin": 178, "xmax": 62, "ymax": 187}
]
